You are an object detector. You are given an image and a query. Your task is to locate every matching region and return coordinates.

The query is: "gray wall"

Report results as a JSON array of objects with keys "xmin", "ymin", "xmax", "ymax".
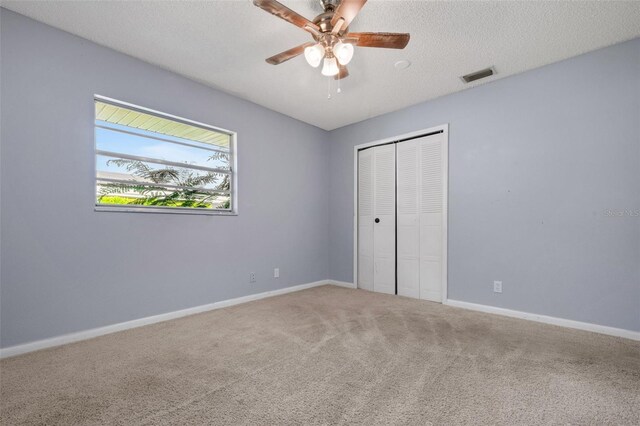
[
  {"xmin": 328, "ymin": 38, "xmax": 640, "ymax": 332},
  {"xmin": 0, "ymin": 10, "xmax": 329, "ymax": 348}
]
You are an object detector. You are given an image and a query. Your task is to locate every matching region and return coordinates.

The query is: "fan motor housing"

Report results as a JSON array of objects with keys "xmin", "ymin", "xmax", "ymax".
[
  {"xmin": 313, "ymin": 11, "xmax": 336, "ymax": 34},
  {"xmin": 320, "ymin": 0, "xmax": 340, "ymax": 12}
]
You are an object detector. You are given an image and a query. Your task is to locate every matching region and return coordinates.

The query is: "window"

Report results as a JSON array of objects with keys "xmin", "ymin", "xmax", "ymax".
[{"xmin": 94, "ymin": 96, "xmax": 236, "ymax": 214}]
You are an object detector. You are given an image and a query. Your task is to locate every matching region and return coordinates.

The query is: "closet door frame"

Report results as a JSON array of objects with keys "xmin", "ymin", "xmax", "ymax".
[{"xmin": 353, "ymin": 124, "xmax": 449, "ymax": 302}]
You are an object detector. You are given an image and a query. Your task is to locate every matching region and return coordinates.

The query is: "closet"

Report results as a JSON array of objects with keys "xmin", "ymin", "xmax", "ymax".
[{"xmin": 356, "ymin": 129, "xmax": 447, "ymax": 302}]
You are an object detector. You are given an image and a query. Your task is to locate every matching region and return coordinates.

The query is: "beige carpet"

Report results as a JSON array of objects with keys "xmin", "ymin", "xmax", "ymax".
[{"xmin": 1, "ymin": 285, "xmax": 639, "ymax": 425}]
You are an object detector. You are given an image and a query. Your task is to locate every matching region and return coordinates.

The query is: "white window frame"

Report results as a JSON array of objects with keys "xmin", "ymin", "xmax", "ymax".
[{"xmin": 94, "ymin": 95, "xmax": 238, "ymax": 216}]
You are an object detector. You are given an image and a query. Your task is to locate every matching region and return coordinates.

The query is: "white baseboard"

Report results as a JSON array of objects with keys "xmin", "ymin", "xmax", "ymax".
[
  {"xmin": 445, "ymin": 299, "xmax": 640, "ymax": 341},
  {"xmin": 328, "ymin": 280, "xmax": 357, "ymax": 289},
  {"xmin": 0, "ymin": 280, "xmax": 331, "ymax": 359},
  {"xmin": 6, "ymin": 283, "xmax": 634, "ymax": 358}
]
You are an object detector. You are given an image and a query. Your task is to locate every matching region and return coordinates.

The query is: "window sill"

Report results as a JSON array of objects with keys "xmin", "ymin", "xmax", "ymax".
[{"xmin": 94, "ymin": 205, "xmax": 238, "ymax": 216}]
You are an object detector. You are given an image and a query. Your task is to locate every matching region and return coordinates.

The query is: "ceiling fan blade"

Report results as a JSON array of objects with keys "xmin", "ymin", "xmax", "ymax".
[
  {"xmin": 331, "ymin": 0, "xmax": 367, "ymax": 33},
  {"xmin": 266, "ymin": 42, "xmax": 316, "ymax": 65},
  {"xmin": 253, "ymin": 0, "xmax": 321, "ymax": 35},
  {"xmin": 345, "ymin": 32, "xmax": 410, "ymax": 49},
  {"xmin": 334, "ymin": 64, "xmax": 349, "ymax": 80}
]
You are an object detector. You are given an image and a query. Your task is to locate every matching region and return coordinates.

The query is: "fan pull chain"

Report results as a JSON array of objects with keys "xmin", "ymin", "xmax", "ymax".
[{"xmin": 327, "ymin": 76, "xmax": 343, "ymax": 99}]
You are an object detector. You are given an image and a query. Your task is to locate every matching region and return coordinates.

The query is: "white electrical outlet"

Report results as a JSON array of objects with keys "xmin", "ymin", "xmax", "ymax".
[
  {"xmin": 249, "ymin": 272, "xmax": 256, "ymax": 283},
  {"xmin": 493, "ymin": 281, "xmax": 503, "ymax": 293},
  {"xmin": 274, "ymin": 268, "xmax": 280, "ymax": 278}
]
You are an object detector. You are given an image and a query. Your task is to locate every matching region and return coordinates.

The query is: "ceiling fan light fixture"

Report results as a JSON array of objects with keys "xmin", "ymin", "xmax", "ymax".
[
  {"xmin": 254, "ymin": 0, "xmax": 411, "ymax": 81},
  {"xmin": 334, "ymin": 41, "xmax": 354, "ymax": 66},
  {"xmin": 304, "ymin": 43, "xmax": 324, "ymax": 68},
  {"xmin": 321, "ymin": 56, "xmax": 339, "ymax": 76}
]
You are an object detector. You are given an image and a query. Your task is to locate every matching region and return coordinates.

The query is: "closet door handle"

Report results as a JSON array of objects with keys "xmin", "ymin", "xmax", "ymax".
[{"xmin": 375, "ymin": 218, "xmax": 380, "ymax": 223}]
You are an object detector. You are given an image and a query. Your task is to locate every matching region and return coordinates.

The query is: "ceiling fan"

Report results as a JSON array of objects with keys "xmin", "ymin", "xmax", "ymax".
[{"xmin": 253, "ymin": 0, "xmax": 410, "ymax": 79}]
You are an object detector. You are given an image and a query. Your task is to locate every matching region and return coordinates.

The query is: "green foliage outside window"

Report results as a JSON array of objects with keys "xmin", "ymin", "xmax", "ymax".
[{"xmin": 98, "ymin": 152, "xmax": 230, "ymax": 209}]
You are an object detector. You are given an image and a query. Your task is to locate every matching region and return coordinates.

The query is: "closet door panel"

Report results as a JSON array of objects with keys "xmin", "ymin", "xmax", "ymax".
[
  {"xmin": 397, "ymin": 217, "xmax": 419, "ymax": 256},
  {"xmin": 375, "ymin": 257, "xmax": 396, "ymax": 294},
  {"xmin": 419, "ymin": 134, "xmax": 445, "ymax": 302},
  {"xmin": 398, "ymin": 259, "xmax": 419, "ymax": 299},
  {"xmin": 398, "ymin": 220, "xmax": 420, "ymax": 299},
  {"xmin": 373, "ymin": 144, "xmax": 396, "ymax": 295},
  {"xmin": 358, "ymin": 256, "xmax": 374, "ymax": 291},
  {"xmin": 420, "ymin": 221, "xmax": 441, "ymax": 258},
  {"xmin": 357, "ymin": 149, "xmax": 374, "ymax": 291},
  {"xmin": 420, "ymin": 260, "xmax": 442, "ymax": 302},
  {"xmin": 396, "ymin": 141, "xmax": 420, "ymax": 298}
]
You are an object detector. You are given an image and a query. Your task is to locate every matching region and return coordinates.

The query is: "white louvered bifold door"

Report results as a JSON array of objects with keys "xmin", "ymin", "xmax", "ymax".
[
  {"xmin": 397, "ymin": 133, "xmax": 446, "ymax": 302},
  {"xmin": 396, "ymin": 140, "xmax": 420, "ymax": 298},
  {"xmin": 357, "ymin": 145, "xmax": 396, "ymax": 294},
  {"xmin": 372, "ymin": 145, "xmax": 396, "ymax": 295},
  {"xmin": 357, "ymin": 149, "xmax": 374, "ymax": 291}
]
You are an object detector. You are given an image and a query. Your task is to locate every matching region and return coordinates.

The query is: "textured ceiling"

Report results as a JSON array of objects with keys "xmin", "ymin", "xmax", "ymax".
[{"xmin": 3, "ymin": 1, "xmax": 640, "ymax": 130}]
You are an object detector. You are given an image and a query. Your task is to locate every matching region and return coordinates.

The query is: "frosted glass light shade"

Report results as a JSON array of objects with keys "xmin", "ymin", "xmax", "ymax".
[
  {"xmin": 334, "ymin": 41, "xmax": 354, "ymax": 65},
  {"xmin": 321, "ymin": 57, "xmax": 339, "ymax": 76},
  {"xmin": 304, "ymin": 43, "xmax": 324, "ymax": 68}
]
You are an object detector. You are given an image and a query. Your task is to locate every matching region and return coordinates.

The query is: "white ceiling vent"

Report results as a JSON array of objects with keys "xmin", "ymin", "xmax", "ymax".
[{"xmin": 461, "ymin": 67, "xmax": 496, "ymax": 83}]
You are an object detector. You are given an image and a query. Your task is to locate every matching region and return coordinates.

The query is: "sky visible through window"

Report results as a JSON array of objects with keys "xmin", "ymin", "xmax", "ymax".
[
  {"xmin": 96, "ymin": 123, "xmax": 230, "ymax": 172},
  {"xmin": 95, "ymin": 101, "xmax": 233, "ymax": 211}
]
